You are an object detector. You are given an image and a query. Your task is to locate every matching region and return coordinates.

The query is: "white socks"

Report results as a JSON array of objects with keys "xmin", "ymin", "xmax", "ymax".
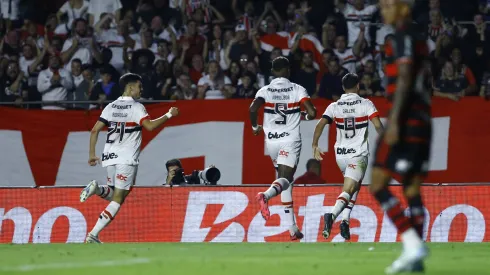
[
  {"xmin": 97, "ymin": 186, "xmax": 114, "ymax": 201},
  {"xmin": 90, "ymin": 201, "xmax": 121, "ymax": 237},
  {"xmin": 281, "ymin": 180, "xmax": 296, "ymax": 228},
  {"xmin": 263, "ymin": 178, "xmax": 290, "ymax": 200},
  {"xmin": 332, "ymin": 192, "xmax": 351, "ymax": 219},
  {"xmin": 342, "ymin": 191, "xmax": 358, "ymax": 222},
  {"xmin": 401, "ymin": 228, "xmax": 424, "ymax": 250}
]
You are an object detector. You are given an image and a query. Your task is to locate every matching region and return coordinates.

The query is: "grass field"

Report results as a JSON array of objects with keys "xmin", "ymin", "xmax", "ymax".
[{"xmin": 0, "ymin": 243, "xmax": 489, "ymax": 275}]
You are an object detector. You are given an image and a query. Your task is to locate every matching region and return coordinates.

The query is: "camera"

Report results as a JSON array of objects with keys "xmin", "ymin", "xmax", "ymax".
[{"xmin": 169, "ymin": 166, "xmax": 221, "ymax": 186}]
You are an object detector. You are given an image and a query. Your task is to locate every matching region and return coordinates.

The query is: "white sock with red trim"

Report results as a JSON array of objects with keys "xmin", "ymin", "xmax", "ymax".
[
  {"xmin": 342, "ymin": 191, "xmax": 358, "ymax": 222},
  {"xmin": 263, "ymin": 178, "xmax": 290, "ymax": 200},
  {"xmin": 281, "ymin": 182, "xmax": 296, "ymax": 228},
  {"xmin": 98, "ymin": 186, "xmax": 114, "ymax": 201},
  {"xmin": 89, "ymin": 201, "xmax": 121, "ymax": 237},
  {"xmin": 332, "ymin": 192, "xmax": 351, "ymax": 219}
]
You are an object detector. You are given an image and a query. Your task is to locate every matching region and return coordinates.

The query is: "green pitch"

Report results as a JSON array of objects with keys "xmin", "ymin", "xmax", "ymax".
[{"xmin": 0, "ymin": 243, "xmax": 488, "ymax": 275}]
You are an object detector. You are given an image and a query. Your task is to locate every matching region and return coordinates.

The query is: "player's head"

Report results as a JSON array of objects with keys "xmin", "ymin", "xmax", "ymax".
[
  {"xmin": 379, "ymin": 0, "xmax": 413, "ymax": 25},
  {"xmin": 120, "ymin": 73, "xmax": 143, "ymax": 99},
  {"xmin": 306, "ymin": 159, "xmax": 321, "ymax": 176},
  {"xmin": 342, "ymin": 73, "xmax": 360, "ymax": 94},
  {"xmin": 271, "ymin": 56, "xmax": 290, "ymax": 78}
]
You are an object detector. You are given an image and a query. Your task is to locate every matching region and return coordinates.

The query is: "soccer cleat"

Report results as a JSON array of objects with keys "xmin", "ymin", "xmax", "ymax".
[
  {"xmin": 385, "ymin": 245, "xmax": 428, "ymax": 274},
  {"xmin": 85, "ymin": 233, "xmax": 103, "ymax": 244},
  {"xmin": 322, "ymin": 213, "xmax": 334, "ymax": 239},
  {"xmin": 340, "ymin": 220, "xmax": 351, "ymax": 240},
  {"xmin": 289, "ymin": 225, "xmax": 304, "ymax": 241},
  {"xmin": 256, "ymin": 192, "xmax": 270, "ymax": 220},
  {"xmin": 80, "ymin": 180, "xmax": 98, "ymax": 202}
]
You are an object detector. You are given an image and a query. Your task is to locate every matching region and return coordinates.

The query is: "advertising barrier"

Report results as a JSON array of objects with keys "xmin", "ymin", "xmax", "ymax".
[
  {"xmin": 0, "ymin": 185, "xmax": 487, "ymax": 243},
  {"xmin": 0, "ymin": 98, "xmax": 489, "ymax": 187}
]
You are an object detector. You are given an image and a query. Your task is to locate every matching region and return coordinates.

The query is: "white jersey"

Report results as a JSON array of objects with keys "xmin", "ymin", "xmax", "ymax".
[
  {"xmin": 98, "ymin": 96, "xmax": 150, "ymax": 167},
  {"xmin": 323, "ymin": 93, "xmax": 378, "ymax": 159},
  {"xmin": 256, "ymin": 77, "xmax": 310, "ymax": 143}
]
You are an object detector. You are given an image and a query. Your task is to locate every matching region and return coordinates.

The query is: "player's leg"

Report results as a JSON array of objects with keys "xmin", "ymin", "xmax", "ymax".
[
  {"xmin": 404, "ymin": 176, "xmax": 425, "ymax": 239},
  {"xmin": 86, "ymin": 165, "xmax": 136, "ymax": 243},
  {"xmin": 80, "ymin": 174, "xmax": 115, "ymax": 202},
  {"xmin": 277, "ymin": 163, "xmax": 303, "ymax": 240},
  {"xmin": 323, "ymin": 158, "xmax": 363, "ymax": 239}
]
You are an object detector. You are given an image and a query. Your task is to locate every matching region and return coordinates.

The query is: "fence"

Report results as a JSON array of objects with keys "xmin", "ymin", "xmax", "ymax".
[{"xmin": 0, "ymin": 184, "xmax": 488, "ymax": 243}]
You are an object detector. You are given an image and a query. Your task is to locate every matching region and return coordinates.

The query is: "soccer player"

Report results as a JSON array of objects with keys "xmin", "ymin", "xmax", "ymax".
[
  {"xmin": 312, "ymin": 73, "xmax": 383, "ymax": 241},
  {"xmin": 80, "ymin": 73, "xmax": 179, "ymax": 243},
  {"xmin": 250, "ymin": 56, "xmax": 317, "ymax": 240},
  {"xmin": 372, "ymin": 0, "xmax": 432, "ymax": 273}
]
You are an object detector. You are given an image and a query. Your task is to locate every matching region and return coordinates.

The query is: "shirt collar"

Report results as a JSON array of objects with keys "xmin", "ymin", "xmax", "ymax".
[
  {"xmin": 340, "ymin": 93, "xmax": 360, "ymax": 99},
  {"xmin": 118, "ymin": 96, "xmax": 135, "ymax": 101},
  {"xmin": 270, "ymin": 77, "xmax": 290, "ymax": 84}
]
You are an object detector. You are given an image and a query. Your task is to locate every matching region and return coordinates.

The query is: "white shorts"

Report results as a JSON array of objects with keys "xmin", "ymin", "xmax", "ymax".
[
  {"xmin": 106, "ymin": 164, "xmax": 138, "ymax": 190},
  {"xmin": 266, "ymin": 141, "xmax": 301, "ymax": 169},
  {"xmin": 336, "ymin": 156, "xmax": 368, "ymax": 183}
]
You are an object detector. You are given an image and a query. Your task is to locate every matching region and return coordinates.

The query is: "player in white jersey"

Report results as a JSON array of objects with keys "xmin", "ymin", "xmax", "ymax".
[
  {"xmin": 79, "ymin": 73, "xmax": 179, "ymax": 243},
  {"xmin": 250, "ymin": 57, "xmax": 317, "ymax": 240},
  {"xmin": 312, "ymin": 73, "xmax": 383, "ymax": 240}
]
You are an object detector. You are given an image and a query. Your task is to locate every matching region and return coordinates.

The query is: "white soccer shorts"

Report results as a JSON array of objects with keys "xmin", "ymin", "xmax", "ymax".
[
  {"xmin": 106, "ymin": 164, "xmax": 138, "ymax": 190},
  {"xmin": 266, "ymin": 141, "xmax": 302, "ymax": 169},
  {"xmin": 336, "ymin": 156, "xmax": 368, "ymax": 183}
]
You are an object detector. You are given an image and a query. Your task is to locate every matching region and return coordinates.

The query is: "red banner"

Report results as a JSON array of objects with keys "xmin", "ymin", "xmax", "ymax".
[
  {"xmin": 0, "ymin": 98, "xmax": 489, "ymax": 186},
  {"xmin": 0, "ymin": 185, "xmax": 488, "ymax": 243}
]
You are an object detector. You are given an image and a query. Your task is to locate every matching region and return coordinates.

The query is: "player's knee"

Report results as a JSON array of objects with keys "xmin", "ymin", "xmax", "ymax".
[
  {"xmin": 343, "ymin": 178, "xmax": 358, "ymax": 195},
  {"xmin": 112, "ymin": 189, "xmax": 128, "ymax": 204}
]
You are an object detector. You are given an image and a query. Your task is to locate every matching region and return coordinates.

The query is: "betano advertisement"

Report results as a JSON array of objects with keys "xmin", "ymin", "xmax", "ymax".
[
  {"xmin": 0, "ymin": 186, "xmax": 488, "ymax": 243},
  {"xmin": 0, "ymin": 98, "xmax": 489, "ymax": 187}
]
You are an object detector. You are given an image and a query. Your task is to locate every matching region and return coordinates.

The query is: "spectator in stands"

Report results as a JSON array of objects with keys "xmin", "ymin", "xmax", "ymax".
[
  {"xmin": 233, "ymin": 71, "xmax": 257, "ymax": 99},
  {"xmin": 95, "ymin": 14, "xmax": 132, "ymax": 73},
  {"xmin": 178, "ymin": 20, "xmax": 207, "ymax": 66},
  {"xmin": 360, "ymin": 73, "xmax": 384, "ymax": 97},
  {"xmin": 451, "ymin": 47, "xmax": 478, "ymax": 95},
  {"xmin": 19, "ymin": 42, "xmax": 46, "ymax": 89},
  {"xmin": 428, "ymin": 9, "xmax": 445, "ymax": 43},
  {"xmin": 88, "ymin": 0, "xmax": 122, "ymax": 26},
  {"xmin": 170, "ymin": 73, "xmax": 197, "ymax": 100},
  {"xmin": 37, "ymin": 55, "xmax": 73, "ymax": 110},
  {"xmin": 57, "ymin": 0, "xmax": 90, "ymax": 28},
  {"xmin": 321, "ymin": 20, "xmax": 337, "ymax": 50},
  {"xmin": 0, "ymin": 60, "xmax": 28, "ymax": 104},
  {"xmin": 467, "ymin": 13, "xmax": 490, "ymax": 45},
  {"xmin": 227, "ymin": 24, "xmax": 255, "ymax": 64},
  {"xmin": 209, "ymin": 24, "xmax": 228, "ymax": 71},
  {"xmin": 68, "ymin": 62, "xmax": 91, "ymax": 110},
  {"xmin": 198, "ymin": 60, "xmax": 233, "ymax": 99},
  {"xmin": 433, "ymin": 60, "xmax": 468, "ymax": 101},
  {"xmin": 335, "ymin": 0, "xmax": 378, "ymax": 47},
  {"xmin": 130, "ymin": 48, "xmax": 156, "ymax": 99},
  {"xmin": 294, "ymin": 159, "xmax": 325, "ymax": 184},
  {"xmin": 89, "ymin": 66, "xmax": 119, "ymax": 108},
  {"xmin": 333, "ymin": 35, "xmax": 358, "ymax": 74},
  {"xmin": 293, "ymin": 51, "xmax": 317, "ymax": 96},
  {"xmin": 61, "ymin": 18, "xmax": 102, "ymax": 72},
  {"xmin": 228, "ymin": 60, "xmax": 242, "ymax": 86},
  {"xmin": 186, "ymin": 53, "xmax": 205, "ymax": 85},
  {"xmin": 70, "ymin": 58, "xmax": 84, "ymax": 88},
  {"xmin": 318, "ymin": 56, "xmax": 348, "ymax": 101},
  {"xmin": 245, "ymin": 60, "xmax": 264, "ymax": 88}
]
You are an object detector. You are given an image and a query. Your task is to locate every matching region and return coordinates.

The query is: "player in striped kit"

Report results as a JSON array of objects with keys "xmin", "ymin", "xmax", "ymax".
[
  {"xmin": 80, "ymin": 73, "xmax": 179, "ymax": 243},
  {"xmin": 312, "ymin": 73, "xmax": 383, "ymax": 240},
  {"xmin": 250, "ymin": 56, "xmax": 317, "ymax": 240}
]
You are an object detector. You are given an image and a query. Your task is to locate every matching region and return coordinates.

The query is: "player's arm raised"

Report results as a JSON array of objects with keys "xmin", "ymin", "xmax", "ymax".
[
  {"xmin": 249, "ymin": 97, "xmax": 265, "ymax": 135},
  {"xmin": 141, "ymin": 107, "xmax": 180, "ymax": 131},
  {"xmin": 88, "ymin": 120, "xmax": 106, "ymax": 166}
]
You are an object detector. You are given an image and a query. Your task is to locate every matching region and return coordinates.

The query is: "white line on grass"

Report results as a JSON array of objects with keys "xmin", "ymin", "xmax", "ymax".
[{"xmin": 0, "ymin": 258, "xmax": 151, "ymax": 272}]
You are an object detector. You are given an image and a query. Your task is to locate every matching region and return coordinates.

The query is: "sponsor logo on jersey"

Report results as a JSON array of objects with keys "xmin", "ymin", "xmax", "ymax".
[
  {"xmin": 336, "ymin": 147, "xmax": 357, "ymax": 155},
  {"xmin": 338, "ymin": 100, "xmax": 362, "ymax": 106},
  {"xmin": 116, "ymin": 174, "xmax": 128, "ymax": 182},
  {"xmin": 113, "ymin": 113, "xmax": 128, "ymax": 117},
  {"xmin": 279, "ymin": 150, "xmax": 289, "ymax": 157},
  {"xmin": 267, "ymin": 87, "xmax": 293, "ymax": 93},
  {"xmin": 102, "ymin": 153, "xmax": 119, "ymax": 161},
  {"xmin": 268, "ymin": 132, "xmax": 290, "ymax": 139},
  {"xmin": 111, "ymin": 104, "xmax": 132, "ymax": 110},
  {"xmin": 348, "ymin": 164, "xmax": 357, "ymax": 169}
]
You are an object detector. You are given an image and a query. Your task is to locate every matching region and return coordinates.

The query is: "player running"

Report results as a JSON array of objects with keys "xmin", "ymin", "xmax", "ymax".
[
  {"xmin": 312, "ymin": 73, "xmax": 383, "ymax": 241},
  {"xmin": 250, "ymin": 56, "xmax": 317, "ymax": 240},
  {"xmin": 372, "ymin": 0, "xmax": 432, "ymax": 273},
  {"xmin": 80, "ymin": 73, "xmax": 179, "ymax": 243}
]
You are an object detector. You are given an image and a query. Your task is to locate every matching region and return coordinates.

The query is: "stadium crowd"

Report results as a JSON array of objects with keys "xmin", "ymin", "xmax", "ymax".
[{"xmin": 0, "ymin": 0, "xmax": 488, "ymax": 110}]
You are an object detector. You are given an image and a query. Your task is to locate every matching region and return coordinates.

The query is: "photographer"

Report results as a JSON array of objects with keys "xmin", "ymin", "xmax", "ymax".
[{"xmin": 165, "ymin": 159, "xmax": 221, "ymax": 186}]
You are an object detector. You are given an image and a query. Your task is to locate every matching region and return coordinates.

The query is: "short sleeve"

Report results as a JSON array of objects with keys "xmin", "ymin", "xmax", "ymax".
[
  {"xmin": 224, "ymin": 76, "xmax": 232, "ymax": 85},
  {"xmin": 134, "ymin": 104, "xmax": 150, "ymax": 125},
  {"xmin": 62, "ymin": 39, "xmax": 72, "ymax": 52},
  {"xmin": 255, "ymin": 87, "xmax": 266, "ymax": 100},
  {"xmin": 59, "ymin": 2, "xmax": 69, "ymax": 13},
  {"xmin": 98, "ymin": 105, "xmax": 110, "ymax": 126},
  {"xmin": 366, "ymin": 100, "xmax": 379, "ymax": 120},
  {"xmin": 297, "ymin": 85, "xmax": 310, "ymax": 104},
  {"xmin": 197, "ymin": 76, "xmax": 206, "ymax": 86},
  {"xmin": 322, "ymin": 104, "xmax": 334, "ymax": 124}
]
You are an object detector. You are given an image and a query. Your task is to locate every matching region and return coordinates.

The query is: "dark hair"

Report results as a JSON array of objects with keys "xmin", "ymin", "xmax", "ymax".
[
  {"xmin": 342, "ymin": 73, "xmax": 360, "ymax": 89},
  {"xmin": 119, "ymin": 73, "xmax": 142, "ymax": 92},
  {"xmin": 165, "ymin": 159, "xmax": 182, "ymax": 171},
  {"xmin": 306, "ymin": 159, "xmax": 320, "ymax": 170},
  {"xmin": 322, "ymin": 49, "xmax": 334, "ymax": 55},
  {"xmin": 328, "ymin": 56, "xmax": 340, "ymax": 64},
  {"xmin": 71, "ymin": 58, "xmax": 82, "ymax": 65},
  {"xmin": 271, "ymin": 56, "xmax": 290, "ymax": 71}
]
